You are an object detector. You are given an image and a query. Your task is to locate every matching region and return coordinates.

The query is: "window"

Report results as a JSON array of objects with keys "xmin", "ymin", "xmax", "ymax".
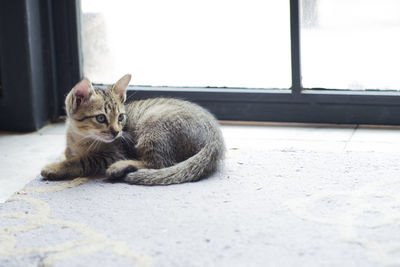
[
  {"xmin": 81, "ymin": 0, "xmax": 291, "ymax": 89},
  {"xmin": 301, "ymin": 0, "xmax": 400, "ymax": 90}
]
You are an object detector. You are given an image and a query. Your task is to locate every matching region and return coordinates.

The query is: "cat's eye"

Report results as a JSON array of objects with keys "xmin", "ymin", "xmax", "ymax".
[
  {"xmin": 118, "ymin": 114, "xmax": 125, "ymax": 122},
  {"xmin": 95, "ymin": 114, "xmax": 107, "ymax": 123}
]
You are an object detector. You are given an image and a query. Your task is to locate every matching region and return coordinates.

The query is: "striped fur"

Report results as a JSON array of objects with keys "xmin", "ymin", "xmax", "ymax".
[{"xmin": 41, "ymin": 75, "xmax": 225, "ymax": 185}]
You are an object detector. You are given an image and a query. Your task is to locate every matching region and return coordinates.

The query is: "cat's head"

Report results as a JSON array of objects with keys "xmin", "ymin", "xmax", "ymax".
[{"xmin": 65, "ymin": 74, "xmax": 131, "ymax": 143}]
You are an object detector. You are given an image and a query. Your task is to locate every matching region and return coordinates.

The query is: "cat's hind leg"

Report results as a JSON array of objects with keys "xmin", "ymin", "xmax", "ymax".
[
  {"xmin": 106, "ymin": 133, "xmax": 178, "ymax": 182},
  {"xmin": 106, "ymin": 160, "xmax": 146, "ymax": 180}
]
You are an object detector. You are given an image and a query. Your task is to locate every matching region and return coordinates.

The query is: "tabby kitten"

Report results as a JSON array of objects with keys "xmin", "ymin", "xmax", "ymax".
[{"xmin": 41, "ymin": 74, "xmax": 225, "ymax": 185}]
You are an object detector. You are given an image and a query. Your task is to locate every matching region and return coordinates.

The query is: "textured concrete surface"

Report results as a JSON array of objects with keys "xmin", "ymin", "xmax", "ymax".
[
  {"xmin": 1, "ymin": 123, "xmax": 400, "ymax": 266},
  {"xmin": 0, "ymin": 123, "xmax": 66, "ymax": 203}
]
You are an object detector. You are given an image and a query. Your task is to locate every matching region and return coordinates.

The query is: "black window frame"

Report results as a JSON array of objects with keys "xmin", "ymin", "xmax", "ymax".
[{"xmin": 1, "ymin": 0, "xmax": 400, "ymax": 132}]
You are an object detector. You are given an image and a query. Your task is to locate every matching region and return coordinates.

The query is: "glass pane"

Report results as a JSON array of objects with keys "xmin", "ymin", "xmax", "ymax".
[
  {"xmin": 301, "ymin": 0, "xmax": 400, "ymax": 90},
  {"xmin": 81, "ymin": 0, "xmax": 291, "ymax": 88}
]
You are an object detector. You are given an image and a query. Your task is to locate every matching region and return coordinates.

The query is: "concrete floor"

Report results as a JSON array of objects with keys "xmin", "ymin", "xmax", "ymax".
[
  {"xmin": 1, "ymin": 123, "xmax": 400, "ymax": 266},
  {"xmin": 0, "ymin": 123, "xmax": 66, "ymax": 203}
]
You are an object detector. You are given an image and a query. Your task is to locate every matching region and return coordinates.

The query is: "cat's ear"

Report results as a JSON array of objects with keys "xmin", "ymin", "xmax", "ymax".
[
  {"xmin": 112, "ymin": 74, "xmax": 131, "ymax": 102},
  {"xmin": 71, "ymin": 77, "xmax": 93, "ymax": 110}
]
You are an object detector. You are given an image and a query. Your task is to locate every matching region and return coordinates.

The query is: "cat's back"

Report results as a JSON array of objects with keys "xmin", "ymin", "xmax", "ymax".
[
  {"xmin": 124, "ymin": 97, "xmax": 223, "ymax": 151},
  {"xmin": 125, "ymin": 98, "xmax": 216, "ymax": 124}
]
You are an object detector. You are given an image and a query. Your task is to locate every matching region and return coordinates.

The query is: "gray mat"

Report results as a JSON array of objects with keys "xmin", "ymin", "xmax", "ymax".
[{"xmin": 1, "ymin": 148, "xmax": 400, "ymax": 267}]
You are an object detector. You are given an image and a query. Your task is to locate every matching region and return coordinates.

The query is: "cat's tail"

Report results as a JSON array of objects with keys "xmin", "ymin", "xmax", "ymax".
[{"xmin": 123, "ymin": 141, "xmax": 225, "ymax": 185}]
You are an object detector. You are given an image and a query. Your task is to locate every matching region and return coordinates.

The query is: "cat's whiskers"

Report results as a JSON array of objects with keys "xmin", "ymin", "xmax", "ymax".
[
  {"xmin": 92, "ymin": 137, "xmax": 104, "ymax": 151},
  {"xmin": 86, "ymin": 136, "xmax": 102, "ymax": 152},
  {"xmin": 126, "ymin": 90, "xmax": 137, "ymax": 102},
  {"xmin": 121, "ymin": 132, "xmax": 135, "ymax": 146},
  {"xmin": 85, "ymin": 139, "xmax": 96, "ymax": 151},
  {"xmin": 89, "ymin": 136, "xmax": 103, "ymax": 150},
  {"xmin": 75, "ymin": 134, "xmax": 96, "ymax": 146}
]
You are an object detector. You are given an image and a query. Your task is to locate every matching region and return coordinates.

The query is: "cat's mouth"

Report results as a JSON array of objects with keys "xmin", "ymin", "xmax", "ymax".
[
  {"xmin": 96, "ymin": 131, "xmax": 121, "ymax": 143},
  {"xmin": 103, "ymin": 136, "xmax": 118, "ymax": 143},
  {"xmin": 98, "ymin": 135, "xmax": 119, "ymax": 143}
]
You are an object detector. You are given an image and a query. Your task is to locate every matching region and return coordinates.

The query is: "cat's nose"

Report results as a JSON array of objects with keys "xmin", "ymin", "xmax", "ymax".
[{"xmin": 110, "ymin": 129, "xmax": 119, "ymax": 137}]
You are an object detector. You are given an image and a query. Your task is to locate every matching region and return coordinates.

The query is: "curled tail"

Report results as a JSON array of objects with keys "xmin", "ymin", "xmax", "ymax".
[{"xmin": 123, "ymin": 141, "xmax": 224, "ymax": 185}]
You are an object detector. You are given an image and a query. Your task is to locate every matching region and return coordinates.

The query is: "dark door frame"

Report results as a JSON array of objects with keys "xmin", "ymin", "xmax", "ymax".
[{"xmin": 0, "ymin": 0, "xmax": 82, "ymax": 131}]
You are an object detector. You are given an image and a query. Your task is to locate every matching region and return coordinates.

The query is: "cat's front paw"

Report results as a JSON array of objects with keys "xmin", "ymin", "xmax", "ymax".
[
  {"xmin": 106, "ymin": 161, "xmax": 137, "ymax": 180},
  {"xmin": 41, "ymin": 162, "xmax": 67, "ymax": 180}
]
